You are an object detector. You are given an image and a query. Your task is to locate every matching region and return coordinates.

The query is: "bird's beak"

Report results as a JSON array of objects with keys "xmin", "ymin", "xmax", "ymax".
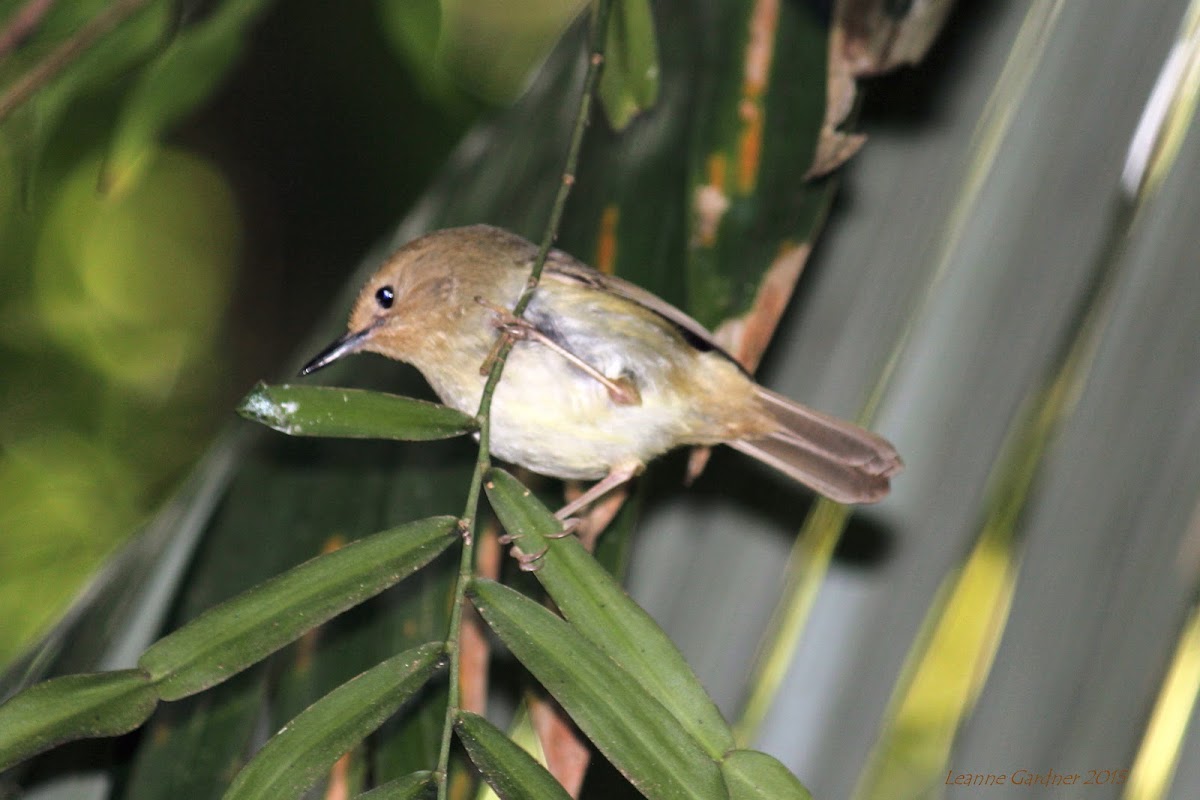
[{"xmin": 299, "ymin": 326, "xmax": 374, "ymax": 376}]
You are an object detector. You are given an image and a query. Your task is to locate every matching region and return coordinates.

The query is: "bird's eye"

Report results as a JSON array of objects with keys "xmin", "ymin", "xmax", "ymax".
[{"xmin": 375, "ymin": 286, "xmax": 395, "ymax": 309}]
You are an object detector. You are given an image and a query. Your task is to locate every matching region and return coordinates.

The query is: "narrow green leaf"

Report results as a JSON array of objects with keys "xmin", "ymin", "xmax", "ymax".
[
  {"xmin": 369, "ymin": 562, "xmax": 458, "ymax": 784},
  {"xmin": 223, "ymin": 643, "xmax": 445, "ymax": 800},
  {"xmin": 721, "ymin": 749, "xmax": 812, "ymax": 800},
  {"xmin": 139, "ymin": 516, "xmax": 457, "ymax": 700},
  {"xmin": 1, "ymin": 0, "xmax": 171, "ymax": 196},
  {"xmin": 485, "ymin": 468, "xmax": 734, "ymax": 757},
  {"xmin": 102, "ymin": 0, "xmax": 275, "ymax": 193},
  {"xmin": 354, "ymin": 770, "xmax": 435, "ymax": 799},
  {"xmin": 599, "ymin": 0, "xmax": 661, "ymax": 130},
  {"xmin": 0, "ymin": 669, "xmax": 158, "ymax": 771},
  {"xmin": 468, "ymin": 579, "xmax": 724, "ymax": 800},
  {"xmin": 454, "ymin": 710, "xmax": 571, "ymax": 800},
  {"xmin": 238, "ymin": 383, "xmax": 477, "ymax": 441}
]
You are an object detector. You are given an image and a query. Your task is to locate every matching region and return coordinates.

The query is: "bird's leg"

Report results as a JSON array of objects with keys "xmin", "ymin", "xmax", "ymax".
[
  {"xmin": 475, "ymin": 297, "xmax": 642, "ymax": 406},
  {"xmin": 547, "ymin": 517, "xmax": 582, "ymax": 538},
  {"xmin": 504, "ymin": 466, "xmax": 639, "ymax": 569},
  {"xmin": 554, "ymin": 461, "xmax": 643, "ymax": 522},
  {"xmin": 560, "ymin": 481, "xmax": 631, "ymax": 552}
]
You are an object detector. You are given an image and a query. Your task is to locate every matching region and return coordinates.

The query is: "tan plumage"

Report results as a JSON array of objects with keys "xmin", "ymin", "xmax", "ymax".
[{"xmin": 302, "ymin": 225, "xmax": 902, "ymax": 507}]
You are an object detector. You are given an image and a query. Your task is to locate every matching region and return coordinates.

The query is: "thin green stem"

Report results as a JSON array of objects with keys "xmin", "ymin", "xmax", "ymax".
[
  {"xmin": 512, "ymin": 0, "xmax": 611, "ymax": 317},
  {"xmin": 434, "ymin": 2, "xmax": 611, "ymax": 796}
]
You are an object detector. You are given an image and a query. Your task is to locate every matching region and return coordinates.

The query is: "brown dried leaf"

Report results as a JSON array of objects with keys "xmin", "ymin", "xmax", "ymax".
[
  {"xmin": 460, "ymin": 521, "xmax": 500, "ymax": 716},
  {"xmin": 807, "ymin": 0, "xmax": 955, "ymax": 177},
  {"xmin": 806, "ymin": 129, "xmax": 869, "ymax": 179},
  {"xmin": 529, "ymin": 693, "xmax": 591, "ymax": 798},
  {"xmin": 713, "ymin": 242, "xmax": 811, "ymax": 372},
  {"xmin": 326, "ymin": 751, "xmax": 353, "ymax": 800},
  {"xmin": 807, "ymin": 22, "xmax": 867, "ymax": 178},
  {"xmin": 836, "ymin": 0, "xmax": 955, "ymax": 76}
]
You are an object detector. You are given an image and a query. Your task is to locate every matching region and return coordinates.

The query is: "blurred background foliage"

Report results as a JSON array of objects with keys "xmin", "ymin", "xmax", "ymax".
[
  {"xmin": 0, "ymin": 0, "xmax": 591, "ymax": 664},
  {"xmin": 4, "ymin": 0, "xmax": 1200, "ymax": 798}
]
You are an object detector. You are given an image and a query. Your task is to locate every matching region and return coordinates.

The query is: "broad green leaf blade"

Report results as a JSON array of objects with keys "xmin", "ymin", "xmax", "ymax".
[
  {"xmin": 354, "ymin": 770, "xmax": 435, "ymax": 799},
  {"xmin": 223, "ymin": 643, "xmax": 445, "ymax": 800},
  {"xmin": 685, "ymin": 0, "xmax": 832, "ymax": 334},
  {"xmin": 0, "ymin": 669, "xmax": 157, "ymax": 770},
  {"xmin": 468, "ymin": 578, "xmax": 724, "ymax": 800},
  {"xmin": 454, "ymin": 710, "xmax": 571, "ymax": 800},
  {"xmin": 238, "ymin": 383, "xmax": 477, "ymax": 441},
  {"xmin": 101, "ymin": 0, "xmax": 274, "ymax": 193},
  {"xmin": 485, "ymin": 468, "xmax": 734, "ymax": 758},
  {"xmin": 598, "ymin": 0, "xmax": 660, "ymax": 130},
  {"xmin": 721, "ymin": 749, "xmax": 812, "ymax": 800},
  {"xmin": 139, "ymin": 516, "xmax": 457, "ymax": 700}
]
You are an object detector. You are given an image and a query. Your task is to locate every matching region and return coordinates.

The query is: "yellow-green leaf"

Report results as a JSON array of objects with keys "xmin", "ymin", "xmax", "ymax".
[
  {"xmin": 103, "ymin": 0, "xmax": 275, "ymax": 193},
  {"xmin": 599, "ymin": 0, "xmax": 660, "ymax": 130},
  {"xmin": 722, "ymin": 749, "xmax": 812, "ymax": 800}
]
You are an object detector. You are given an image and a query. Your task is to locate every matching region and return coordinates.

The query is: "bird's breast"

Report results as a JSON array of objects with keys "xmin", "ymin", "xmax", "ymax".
[{"xmin": 423, "ymin": 338, "xmax": 688, "ymax": 480}]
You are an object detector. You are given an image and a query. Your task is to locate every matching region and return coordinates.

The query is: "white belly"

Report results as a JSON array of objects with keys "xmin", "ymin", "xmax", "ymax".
[{"xmin": 431, "ymin": 341, "xmax": 686, "ymax": 480}]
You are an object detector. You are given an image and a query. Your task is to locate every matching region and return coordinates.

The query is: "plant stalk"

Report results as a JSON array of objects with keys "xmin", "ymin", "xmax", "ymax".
[{"xmin": 434, "ymin": 2, "xmax": 612, "ymax": 796}]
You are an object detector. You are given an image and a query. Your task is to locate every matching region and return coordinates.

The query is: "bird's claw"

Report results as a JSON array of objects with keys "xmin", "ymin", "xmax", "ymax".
[
  {"xmin": 547, "ymin": 517, "xmax": 581, "ymax": 539},
  {"xmin": 511, "ymin": 544, "xmax": 548, "ymax": 572}
]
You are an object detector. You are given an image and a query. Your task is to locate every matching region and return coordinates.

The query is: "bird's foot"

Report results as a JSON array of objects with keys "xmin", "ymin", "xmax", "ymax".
[{"xmin": 511, "ymin": 544, "xmax": 548, "ymax": 572}]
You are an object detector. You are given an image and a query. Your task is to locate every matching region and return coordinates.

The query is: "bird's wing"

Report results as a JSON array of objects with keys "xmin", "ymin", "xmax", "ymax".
[{"xmin": 542, "ymin": 250, "xmax": 747, "ymax": 371}]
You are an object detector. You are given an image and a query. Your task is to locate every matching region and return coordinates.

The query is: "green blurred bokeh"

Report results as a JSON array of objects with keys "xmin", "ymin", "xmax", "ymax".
[{"xmin": 0, "ymin": 0, "xmax": 578, "ymax": 665}]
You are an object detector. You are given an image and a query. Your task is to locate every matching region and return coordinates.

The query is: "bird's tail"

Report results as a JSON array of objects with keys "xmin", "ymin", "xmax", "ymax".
[{"xmin": 730, "ymin": 387, "xmax": 903, "ymax": 504}]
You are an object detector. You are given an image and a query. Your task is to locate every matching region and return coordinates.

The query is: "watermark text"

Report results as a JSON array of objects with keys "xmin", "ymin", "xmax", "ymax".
[{"xmin": 945, "ymin": 769, "xmax": 1129, "ymax": 788}]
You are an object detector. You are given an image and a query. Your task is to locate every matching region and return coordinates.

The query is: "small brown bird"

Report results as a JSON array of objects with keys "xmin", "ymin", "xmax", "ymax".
[{"xmin": 302, "ymin": 225, "xmax": 901, "ymax": 516}]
